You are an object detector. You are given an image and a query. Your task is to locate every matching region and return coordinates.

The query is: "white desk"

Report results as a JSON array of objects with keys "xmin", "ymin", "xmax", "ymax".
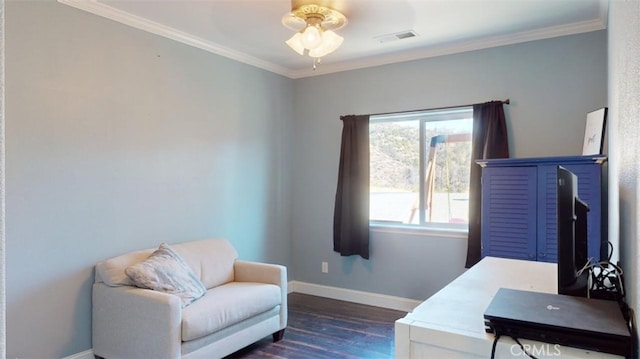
[{"xmin": 394, "ymin": 257, "xmax": 623, "ymax": 358}]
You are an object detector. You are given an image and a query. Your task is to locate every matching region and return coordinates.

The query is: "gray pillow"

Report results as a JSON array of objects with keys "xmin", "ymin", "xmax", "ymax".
[{"xmin": 125, "ymin": 243, "xmax": 207, "ymax": 307}]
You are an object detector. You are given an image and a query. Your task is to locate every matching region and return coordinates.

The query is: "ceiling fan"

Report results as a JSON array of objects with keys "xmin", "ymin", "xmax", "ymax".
[{"xmin": 281, "ymin": 0, "xmax": 348, "ymax": 68}]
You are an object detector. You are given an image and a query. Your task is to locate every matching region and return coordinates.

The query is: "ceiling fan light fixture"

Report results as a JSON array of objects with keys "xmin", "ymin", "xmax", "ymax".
[
  {"xmin": 282, "ymin": 1, "xmax": 347, "ymax": 66},
  {"xmin": 308, "ymin": 30, "xmax": 343, "ymax": 58},
  {"xmin": 285, "ymin": 33, "xmax": 305, "ymax": 56},
  {"xmin": 301, "ymin": 25, "xmax": 323, "ymax": 49}
]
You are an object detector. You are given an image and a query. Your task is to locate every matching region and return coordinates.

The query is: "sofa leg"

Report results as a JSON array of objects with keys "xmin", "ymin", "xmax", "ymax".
[{"xmin": 272, "ymin": 329, "xmax": 285, "ymax": 342}]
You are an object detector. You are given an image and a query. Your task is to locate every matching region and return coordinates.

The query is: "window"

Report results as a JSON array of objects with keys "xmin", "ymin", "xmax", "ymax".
[{"xmin": 370, "ymin": 107, "xmax": 473, "ymax": 228}]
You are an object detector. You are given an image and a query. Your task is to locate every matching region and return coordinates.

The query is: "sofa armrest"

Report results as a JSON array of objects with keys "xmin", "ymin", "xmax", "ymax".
[
  {"xmin": 234, "ymin": 261, "xmax": 286, "ymax": 286},
  {"xmin": 234, "ymin": 261, "xmax": 288, "ymax": 330},
  {"xmin": 92, "ymin": 283, "xmax": 183, "ymax": 359}
]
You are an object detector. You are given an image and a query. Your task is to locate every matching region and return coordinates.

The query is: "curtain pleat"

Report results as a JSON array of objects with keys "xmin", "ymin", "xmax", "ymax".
[
  {"xmin": 333, "ymin": 115, "xmax": 370, "ymax": 259},
  {"xmin": 465, "ymin": 102, "xmax": 510, "ymax": 268}
]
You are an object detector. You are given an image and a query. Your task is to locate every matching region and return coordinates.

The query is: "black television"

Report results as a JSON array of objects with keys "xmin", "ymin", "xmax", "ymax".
[{"xmin": 557, "ymin": 166, "xmax": 589, "ymax": 297}]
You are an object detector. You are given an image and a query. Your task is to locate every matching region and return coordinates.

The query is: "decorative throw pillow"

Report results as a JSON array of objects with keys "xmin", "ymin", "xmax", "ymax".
[{"xmin": 125, "ymin": 243, "xmax": 207, "ymax": 307}]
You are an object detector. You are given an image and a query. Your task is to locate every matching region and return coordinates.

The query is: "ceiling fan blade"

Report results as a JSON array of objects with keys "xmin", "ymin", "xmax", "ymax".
[{"xmin": 282, "ymin": 13, "xmax": 307, "ymax": 31}]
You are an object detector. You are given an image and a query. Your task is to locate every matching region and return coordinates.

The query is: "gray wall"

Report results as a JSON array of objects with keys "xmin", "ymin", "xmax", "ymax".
[
  {"xmin": 609, "ymin": 0, "xmax": 640, "ymax": 348},
  {"xmin": 0, "ymin": 0, "xmax": 5, "ymax": 357},
  {"xmin": 5, "ymin": 1, "xmax": 292, "ymax": 357},
  {"xmin": 291, "ymin": 31, "xmax": 608, "ymax": 300}
]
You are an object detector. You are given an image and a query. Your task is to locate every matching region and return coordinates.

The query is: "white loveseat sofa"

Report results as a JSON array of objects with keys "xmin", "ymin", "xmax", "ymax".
[{"xmin": 92, "ymin": 238, "xmax": 287, "ymax": 359}]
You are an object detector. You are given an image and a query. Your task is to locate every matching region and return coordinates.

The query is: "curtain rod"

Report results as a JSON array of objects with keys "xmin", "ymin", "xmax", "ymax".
[{"xmin": 366, "ymin": 99, "xmax": 510, "ymax": 118}]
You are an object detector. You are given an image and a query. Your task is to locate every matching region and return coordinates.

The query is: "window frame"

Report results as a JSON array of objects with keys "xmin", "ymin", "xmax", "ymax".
[{"xmin": 369, "ymin": 106, "xmax": 473, "ymax": 232}]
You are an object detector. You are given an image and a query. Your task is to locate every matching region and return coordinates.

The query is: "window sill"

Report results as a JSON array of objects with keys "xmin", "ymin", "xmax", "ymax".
[{"xmin": 369, "ymin": 222, "xmax": 468, "ymax": 239}]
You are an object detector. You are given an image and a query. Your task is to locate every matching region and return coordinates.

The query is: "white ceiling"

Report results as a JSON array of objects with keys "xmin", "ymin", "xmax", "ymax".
[{"xmin": 59, "ymin": 0, "xmax": 608, "ymax": 78}]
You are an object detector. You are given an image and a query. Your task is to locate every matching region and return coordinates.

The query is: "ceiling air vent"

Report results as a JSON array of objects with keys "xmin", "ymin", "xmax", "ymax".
[{"xmin": 375, "ymin": 30, "xmax": 418, "ymax": 44}]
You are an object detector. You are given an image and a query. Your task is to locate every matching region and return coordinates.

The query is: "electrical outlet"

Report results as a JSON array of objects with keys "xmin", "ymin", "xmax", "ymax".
[{"xmin": 322, "ymin": 261, "xmax": 328, "ymax": 273}]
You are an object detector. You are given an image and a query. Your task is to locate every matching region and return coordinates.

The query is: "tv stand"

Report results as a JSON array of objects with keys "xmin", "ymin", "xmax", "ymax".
[{"xmin": 395, "ymin": 257, "xmax": 624, "ymax": 358}]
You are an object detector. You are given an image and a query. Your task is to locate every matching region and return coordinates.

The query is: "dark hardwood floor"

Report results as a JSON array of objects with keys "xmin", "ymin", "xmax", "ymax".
[{"xmin": 225, "ymin": 293, "xmax": 407, "ymax": 359}]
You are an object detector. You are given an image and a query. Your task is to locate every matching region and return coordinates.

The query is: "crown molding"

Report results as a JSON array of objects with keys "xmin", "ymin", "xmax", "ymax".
[
  {"xmin": 58, "ymin": 0, "xmax": 607, "ymax": 80},
  {"xmin": 57, "ymin": 0, "xmax": 294, "ymax": 78},
  {"xmin": 597, "ymin": 0, "xmax": 609, "ymax": 28}
]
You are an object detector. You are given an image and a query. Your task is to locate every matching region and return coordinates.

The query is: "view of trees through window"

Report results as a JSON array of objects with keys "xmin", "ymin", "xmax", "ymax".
[{"xmin": 370, "ymin": 109, "xmax": 473, "ymax": 226}]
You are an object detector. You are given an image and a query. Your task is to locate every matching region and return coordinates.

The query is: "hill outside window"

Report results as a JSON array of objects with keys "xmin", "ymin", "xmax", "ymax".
[{"xmin": 369, "ymin": 107, "xmax": 473, "ymax": 230}]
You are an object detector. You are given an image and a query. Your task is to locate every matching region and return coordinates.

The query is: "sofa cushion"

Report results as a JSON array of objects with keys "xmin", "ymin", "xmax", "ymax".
[
  {"xmin": 95, "ymin": 248, "xmax": 154, "ymax": 286},
  {"xmin": 171, "ymin": 238, "xmax": 238, "ymax": 289},
  {"xmin": 125, "ymin": 243, "xmax": 207, "ymax": 307},
  {"xmin": 95, "ymin": 238, "xmax": 238, "ymax": 289},
  {"xmin": 181, "ymin": 282, "xmax": 281, "ymax": 342}
]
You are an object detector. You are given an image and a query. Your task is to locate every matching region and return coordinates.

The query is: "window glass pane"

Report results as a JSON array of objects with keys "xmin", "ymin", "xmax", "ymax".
[
  {"xmin": 369, "ymin": 120, "xmax": 419, "ymax": 224},
  {"xmin": 423, "ymin": 119, "xmax": 472, "ymax": 224}
]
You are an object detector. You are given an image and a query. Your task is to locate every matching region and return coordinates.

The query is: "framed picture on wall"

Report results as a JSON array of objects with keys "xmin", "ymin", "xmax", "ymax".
[{"xmin": 582, "ymin": 107, "xmax": 608, "ymax": 155}]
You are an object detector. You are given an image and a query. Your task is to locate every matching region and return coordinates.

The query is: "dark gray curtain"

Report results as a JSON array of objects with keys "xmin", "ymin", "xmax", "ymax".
[
  {"xmin": 465, "ymin": 102, "xmax": 510, "ymax": 268},
  {"xmin": 333, "ymin": 115, "xmax": 370, "ymax": 259}
]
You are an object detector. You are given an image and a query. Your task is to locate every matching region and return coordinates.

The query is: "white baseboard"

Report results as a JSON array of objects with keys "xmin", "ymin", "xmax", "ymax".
[
  {"xmin": 287, "ymin": 280, "xmax": 296, "ymax": 294},
  {"xmin": 289, "ymin": 280, "xmax": 422, "ymax": 312},
  {"xmin": 62, "ymin": 349, "xmax": 94, "ymax": 359}
]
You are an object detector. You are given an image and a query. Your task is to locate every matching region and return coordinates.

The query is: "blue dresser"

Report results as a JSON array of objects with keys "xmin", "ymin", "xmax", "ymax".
[{"xmin": 477, "ymin": 155, "xmax": 607, "ymax": 263}]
